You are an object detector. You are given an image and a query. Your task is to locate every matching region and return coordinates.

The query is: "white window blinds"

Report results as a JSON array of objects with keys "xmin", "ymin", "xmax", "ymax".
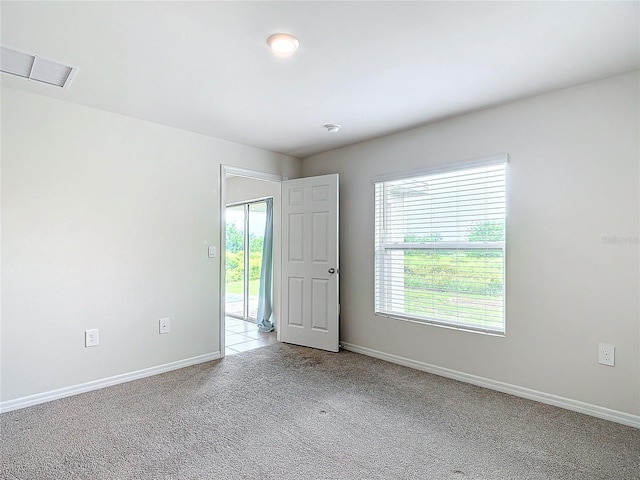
[{"xmin": 374, "ymin": 160, "xmax": 507, "ymax": 334}]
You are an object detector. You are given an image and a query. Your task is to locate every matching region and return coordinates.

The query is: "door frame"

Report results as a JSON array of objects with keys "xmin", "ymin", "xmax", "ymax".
[{"xmin": 220, "ymin": 165, "xmax": 285, "ymax": 358}]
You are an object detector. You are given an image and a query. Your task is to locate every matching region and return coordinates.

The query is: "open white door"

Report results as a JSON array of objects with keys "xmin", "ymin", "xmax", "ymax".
[{"xmin": 280, "ymin": 174, "xmax": 339, "ymax": 352}]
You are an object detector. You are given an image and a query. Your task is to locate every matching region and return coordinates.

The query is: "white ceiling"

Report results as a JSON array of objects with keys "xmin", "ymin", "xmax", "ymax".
[{"xmin": 2, "ymin": 1, "xmax": 638, "ymax": 158}]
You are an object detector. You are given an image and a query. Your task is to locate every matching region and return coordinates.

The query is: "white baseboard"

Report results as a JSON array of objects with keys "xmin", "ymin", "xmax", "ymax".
[
  {"xmin": 0, "ymin": 351, "xmax": 221, "ymax": 414},
  {"xmin": 341, "ymin": 342, "xmax": 639, "ymax": 429}
]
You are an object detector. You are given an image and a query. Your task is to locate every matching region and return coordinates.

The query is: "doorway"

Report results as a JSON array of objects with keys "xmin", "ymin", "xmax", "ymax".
[
  {"xmin": 220, "ymin": 167, "xmax": 340, "ymax": 357},
  {"xmin": 220, "ymin": 166, "xmax": 283, "ymax": 357}
]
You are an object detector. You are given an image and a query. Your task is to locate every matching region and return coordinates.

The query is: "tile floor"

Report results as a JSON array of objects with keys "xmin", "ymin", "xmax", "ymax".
[{"xmin": 224, "ymin": 316, "xmax": 277, "ymax": 356}]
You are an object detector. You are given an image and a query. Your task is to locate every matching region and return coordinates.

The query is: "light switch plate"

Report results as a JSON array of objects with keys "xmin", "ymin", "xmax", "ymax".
[
  {"xmin": 208, "ymin": 246, "xmax": 216, "ymax": 258},
  {"xmin": 159, "ymin": 318, "xmax": 170, "ymax": 334},
  {"xmin": 85, "ymin": 329, "xmax": 99, "ymax": 347}
]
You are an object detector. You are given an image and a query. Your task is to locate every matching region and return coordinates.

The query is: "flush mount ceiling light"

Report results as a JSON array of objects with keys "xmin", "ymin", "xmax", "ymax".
[
  {"xmin": 267, "ymin": 33, "xmax": 299, "ymax": 57},
  {"xmin": 0, "ymin": 46, "xmax": 77, "ymax": 88},
  {"xmin": 324, "ymin": 124, "xmax": 340, "ymax": 133}
]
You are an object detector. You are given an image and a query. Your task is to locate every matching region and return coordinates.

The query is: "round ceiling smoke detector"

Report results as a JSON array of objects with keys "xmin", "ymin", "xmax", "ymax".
[
  {"xmin": 267, "ymin": 33, "xmax": 299, "ymax": 57},
  {"xmin": 324, "ymin": 124, "xmax": 340, "ymax": 133}
]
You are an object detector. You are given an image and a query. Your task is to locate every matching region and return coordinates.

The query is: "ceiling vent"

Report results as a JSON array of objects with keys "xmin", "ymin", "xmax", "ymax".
[{"xmin": 0, "ymin": 46, "xmax": 76, "ymax": 88}]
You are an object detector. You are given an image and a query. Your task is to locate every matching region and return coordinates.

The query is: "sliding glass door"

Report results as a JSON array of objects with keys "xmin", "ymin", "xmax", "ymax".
[{"xmin": 225, "ymin": 200, "xmax": 267, "ymax": 320}]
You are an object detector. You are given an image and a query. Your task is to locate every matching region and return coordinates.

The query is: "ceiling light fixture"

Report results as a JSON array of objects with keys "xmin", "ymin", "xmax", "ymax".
[
  {"xmin": 267, "ymin": 33, "xmax": 299, "ymax": 57},
  {"xmin": 324, "ymin": 124, "xmax": 340, "ymax": 133}
]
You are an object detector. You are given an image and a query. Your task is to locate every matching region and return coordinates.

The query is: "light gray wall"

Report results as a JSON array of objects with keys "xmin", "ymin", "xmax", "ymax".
[
  {"xmin": 1, "ymin": 87, "xmax": 301, "ymax": 402},
  {"xmin": 302, "ymin": 71, "xmax": 640, "ymax": 416},
  {"xmin": 226, "ymin": 175, "xmax": 280, "ymax": 205}
]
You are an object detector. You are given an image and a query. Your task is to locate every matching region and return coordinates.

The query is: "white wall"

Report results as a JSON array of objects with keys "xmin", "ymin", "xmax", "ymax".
[
  {"xmin": 302, "ymin": 72, "xmax": 640, "ymax": 418},
  {"xmin": 1, "ymin": 87, "xmax": 301, "ymax": 403}
]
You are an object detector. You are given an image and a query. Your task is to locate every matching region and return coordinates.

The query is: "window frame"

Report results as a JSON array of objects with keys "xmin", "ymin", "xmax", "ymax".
[{"xmin": 373, "ymin": 155, "xmax": 508, "ymax": 335}]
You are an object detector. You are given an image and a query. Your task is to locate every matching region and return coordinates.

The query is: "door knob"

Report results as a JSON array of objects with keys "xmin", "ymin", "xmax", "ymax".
[{"xmin": 328, "ymin": 268, "xmax": 336, "ymax": 274}]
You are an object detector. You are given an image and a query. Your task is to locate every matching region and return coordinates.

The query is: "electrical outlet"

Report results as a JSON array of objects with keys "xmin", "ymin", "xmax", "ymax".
[
  {"xmin": 598, "ymin": 343, "xmax": 615, "ymax": 366},
  {"xmin": 85, "ymin": 329, "xmax": 99, "ymax": 347},
  {"xmin": 159, "ymin": 318, "xmax": 170, "ymax": 334}
]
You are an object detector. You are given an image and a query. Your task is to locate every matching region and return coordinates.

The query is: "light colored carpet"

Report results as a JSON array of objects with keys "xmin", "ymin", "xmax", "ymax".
[{"xmin": 1, "ymin": 343, "xmax": 638, "ymax": 479}]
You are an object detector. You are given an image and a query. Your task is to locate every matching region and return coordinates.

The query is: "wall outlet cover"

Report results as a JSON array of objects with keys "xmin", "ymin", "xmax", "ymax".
[{"xmin": 598, "ymin": 343, "xmax": 615, "ymax": 366}]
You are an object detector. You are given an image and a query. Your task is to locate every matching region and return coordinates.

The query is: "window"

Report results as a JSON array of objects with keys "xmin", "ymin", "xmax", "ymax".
[
  {"xmin": 374, "ymin": 158, "xmax": 507, "ymax": 334},
  {"xmin": 225, "ymin": 200, "xmax": 269, "ymax": 320}
]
